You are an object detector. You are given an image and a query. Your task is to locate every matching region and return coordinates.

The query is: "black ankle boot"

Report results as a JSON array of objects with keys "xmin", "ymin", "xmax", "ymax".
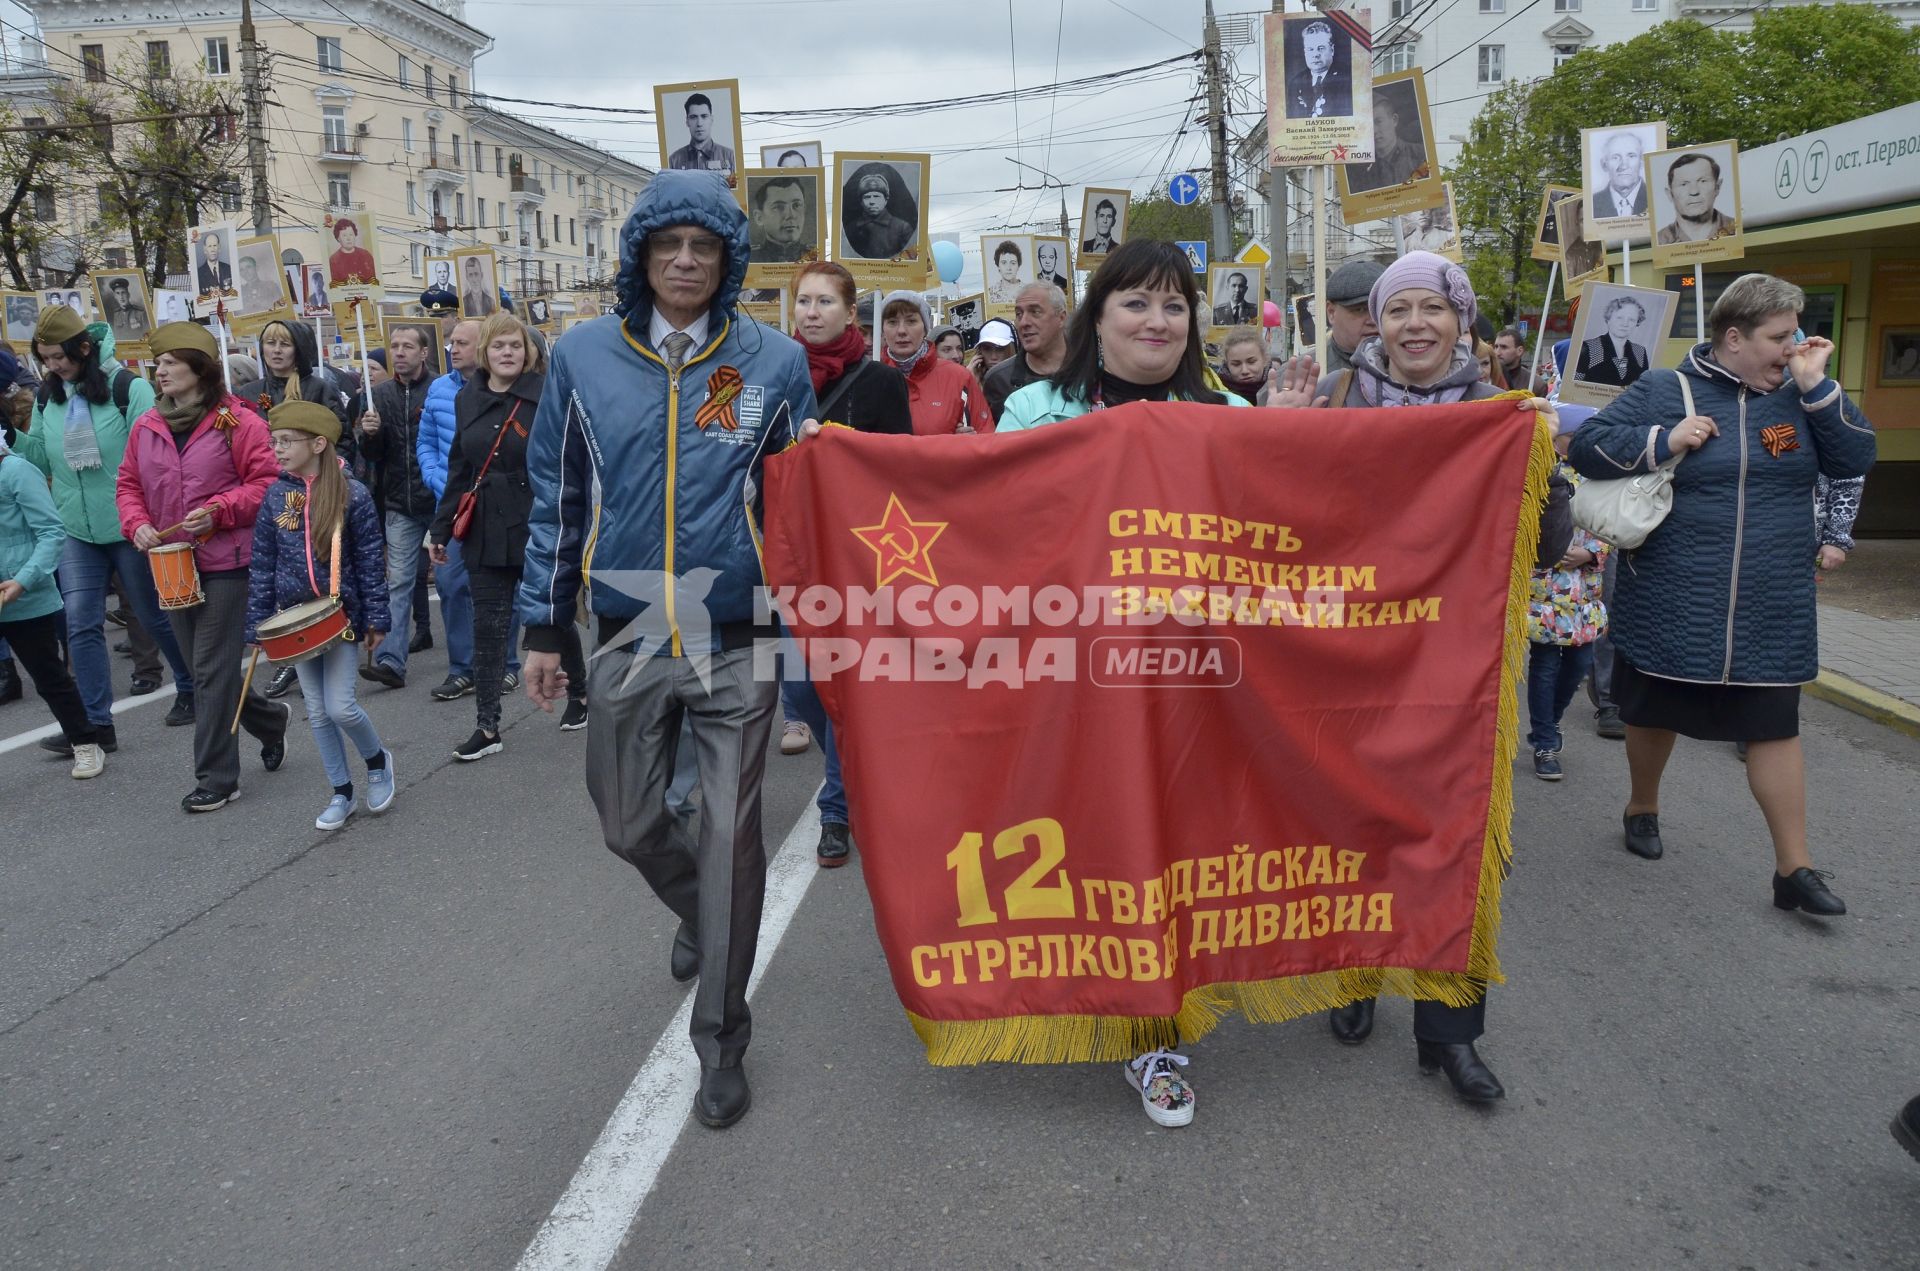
[
  {"xmin": 1773, "ymin": 868, "xmax": 1846, "ymax": 916},
  {"xmin": 1329, "ymin": 998, "xmax": 1375, "ymax": 1045},
  {"xmin": 1417, "ymin": 1041, "xmax": 1505, "ymax": 1103},
  {"xmin": 1622, "ymin": 811, "xmax": 1663, "ymax": 860}
]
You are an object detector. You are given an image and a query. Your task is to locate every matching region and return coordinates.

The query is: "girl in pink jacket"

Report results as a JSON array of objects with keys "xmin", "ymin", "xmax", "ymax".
[{"xmin": 116, "ymin": 322, "xmax": 288, "ymax": 813}]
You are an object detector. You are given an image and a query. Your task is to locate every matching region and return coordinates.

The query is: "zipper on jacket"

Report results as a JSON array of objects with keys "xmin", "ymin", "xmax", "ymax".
[{"xmin": 1722, "ymin": 388, "xmax": 1749, "ymax": 683}]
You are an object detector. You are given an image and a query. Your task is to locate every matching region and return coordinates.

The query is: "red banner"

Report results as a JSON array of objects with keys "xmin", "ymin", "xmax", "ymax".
[{"xmin": 764, "ymin": 399, "xmax": 1551, "ymax": 1065}]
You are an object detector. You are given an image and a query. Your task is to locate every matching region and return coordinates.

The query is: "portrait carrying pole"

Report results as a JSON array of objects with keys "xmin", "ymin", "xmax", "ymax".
[
  {"xmin": 1529, "ymin": 258, "xmax": 1559, "ymax": 393},
  {"xmin": 1693, "ymin": 262, "xmax": 1705, "ymax": 343},
  {"xmin": 1312, "ymin": 165, "xmax": 1328, "ymax": 372},
  {"xmin": 1620, "ymin": 237, "xmax": 1631, "ymax": 287}
]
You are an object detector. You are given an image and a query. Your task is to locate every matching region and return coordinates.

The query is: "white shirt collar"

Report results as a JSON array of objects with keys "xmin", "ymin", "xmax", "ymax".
[{"xmin": 648, "ymin": 307, "xmax": 711, "ymax": 352}]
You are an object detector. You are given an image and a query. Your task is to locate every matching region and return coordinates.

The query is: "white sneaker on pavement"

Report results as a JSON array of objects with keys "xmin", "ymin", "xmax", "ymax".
[
  {"xmin": 780, "ymin": 720, "xmax": 811, "ymax": 755},
  {"xmin": 70, "ymin": 743, "xmax": 106, "ymax": 780},
  {"xmin": 1123, "ymin": 1050, "xmax": 1195, "ymax": 1127}
]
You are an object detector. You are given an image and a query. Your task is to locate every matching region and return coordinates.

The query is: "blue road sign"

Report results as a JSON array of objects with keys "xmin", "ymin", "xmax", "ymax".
[
  {"xmin": 1169, "ymin": 173, "xmax": 1201, "ymax": 206},
  {"xmin": 1175, "ymin": 240, "xmax": 1208, "ymax": 273}
]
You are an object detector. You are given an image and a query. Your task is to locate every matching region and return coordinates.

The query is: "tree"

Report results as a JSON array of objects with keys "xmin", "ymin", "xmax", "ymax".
[
  {"xmin": 0, "ymin": 102, "xmax": 88, "ymax": 288},
  {"xmin": 1448, "ymin": 3, "xmax": 1920, "ymax": 323}
]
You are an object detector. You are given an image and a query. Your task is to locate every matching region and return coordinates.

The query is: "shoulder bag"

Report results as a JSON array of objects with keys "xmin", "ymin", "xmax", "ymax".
[
  {"xmin": 450, "ymin": 400, "xmax": 520, "ymax": 541},
  {"xmin": 1570, "ymin": 373, "xmax": 1694, "ymax": 550}
]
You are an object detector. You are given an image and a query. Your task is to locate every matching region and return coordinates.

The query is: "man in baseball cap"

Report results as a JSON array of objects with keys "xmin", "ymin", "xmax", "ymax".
[{"xmin": 1322, "ymin": 258, "xmax": 1385, "ymax": 374}]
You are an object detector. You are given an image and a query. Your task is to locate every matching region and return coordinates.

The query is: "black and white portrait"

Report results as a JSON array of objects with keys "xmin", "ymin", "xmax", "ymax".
[
  {"xmin": 1556, "ymin": 195, "xmax": 1605, "ymax": 285},
  {"xmin": 947, "ymin": 295, "xmax": 981, "ymax": 336},
  {"xmin": 528, "ymin": 298, "xmax": 550, "ymax": 325},
  {"xmin": 1582, "ymin": 122, "xmax": 1667, "ymax": 241},
  {"xmin": 1648, "ymin": 142, "xmax": 1742, "ymax": 268},
  {"xmin": 300, "ymin": 265, "xmax": 330, "ymax": 318},
  {"xmin": 1345, "ymin": 78, "xmax": 1427, "ymax": 194},
  {"xmin": 1282, "ymin": 15, "xmax": 1353, "ymax": 120},
  {"xmin": 425, "ymin": 256, "xmax": 455, "ymax": 293},
  {"xmin": 760, "ymin": 141, "xmax": 822, "ymax": 170},
  {"xmin": 984, "ymin": 236, "xmax": 1034, "ymax": 308},
  {"xmin": 838, "ymin": 159, "xmax": 922, "ymax": 261},
  {"xmin": 155, "ymin": 289, "xmax": 192, "ymax": 324},
  {"xmin": 190, "ymin": 221, "xmax": 240, "ymax": 303},
  {"xmin": 233, "ymin": 236, "xmax": 286, "ymax": 316},
  {"xmin": 454, "ymin": 249, "xmax": 499, "ymax": 318},
  {"xmin": 1208, "ymin": 266, "xmax": 1259, "ymax": 327},
  {"xmin": 1078, "ymin": 188, "xmax": 1129, "ymax": 264},
  {"xmin": 43, "ymin": 289, "xmax": 87, "ymax": 315},
  {"xmin": 1531, "ymin": 184, "xmax": 1579, "ymax": 263},
  {"xmin": 1033, "ymin": 238, "xmax": 1071, "ymax": 294},
  {"xmin": 745, "ymin": 170, "xmax": 820, "ymax": 265},
  {"xmin": 3, "ymin": 292, "xmax": 39, "ymax": 343},
  {"xmin": 657, "ymin": 80, "xmax": 743, "ymax": 177},
  {"xmin": 93, "ymin": 272, "xmax": 152, "ymax": 344},
  {"xmin": 1565, "ymin": 282, "xmax": 1676, "ymax": 407}
]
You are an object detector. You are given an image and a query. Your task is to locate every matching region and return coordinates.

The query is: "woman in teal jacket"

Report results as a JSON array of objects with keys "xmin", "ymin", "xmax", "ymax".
[
  {"xmin": 0, "ymin": 436, "xmax": 105, "ymax": 777},
  {"xmin": 18, "ymin": 306, "xmax": 192, "ymax": 747}
]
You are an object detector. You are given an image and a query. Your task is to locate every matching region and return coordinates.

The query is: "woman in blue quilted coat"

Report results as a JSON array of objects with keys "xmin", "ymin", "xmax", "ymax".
[{"xmin": 1568, "ymin": 273, "xmax": 1875, "ymax": 917}]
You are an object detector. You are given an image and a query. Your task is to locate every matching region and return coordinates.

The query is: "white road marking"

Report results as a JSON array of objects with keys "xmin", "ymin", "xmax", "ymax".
[{"xmin": 514, "ymin": 799, "xmax": 826, "ymax": 1271}]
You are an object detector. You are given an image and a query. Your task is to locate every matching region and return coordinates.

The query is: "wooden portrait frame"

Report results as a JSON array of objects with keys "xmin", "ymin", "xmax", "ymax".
[
  {"xmin": 1556, "ymin": 194, "xmax": 1608, "ymax": 290},
  {"xmin": 188, "ymin": 219, "xmax": 242, "ymax": 314},
  {"xmin": 1581, "ymin": 121, "xmax": 1669, "ymax": 244},
  {"xmin": 1077, "ymin": 187, "xmax": 1130, "ymax": 269},
  {"xmin": 833, "ymin": 151, "xmax": 931, "ymax": 288},
  {"xmin": 655, "ymin": 78, "xmax": 746, "ymax": 196},
  {"xmin": 1531, "ymin": 184, "xmax": 1581, "ymax": 264},
  {"xmin": 89, "ymin": 268, "xmax": 155, "ymax": 355},
  {"xmin": 1646, "ymin": 140, "xmax": 1744, "ymax": 270},
  {"xmin": 231, "ymin": 233, "xmax": 294, "ymax": 335},
  {"xmin": 1033, "ymin": 236, "xmax": 1073, "ymax": 306},
  {"xmin": 1, "ymin": 289, "xmax": 40, "ymax": 348},
  {"xmin": 1206, "ymin": 262, "xmax": 1263, "ymax": 335},
  {"xmin": 1335, "ymin": 68, "xmax": 1440, "ymax": 223},
  {"xmin": 322, "ymin": 209, "xmax": 383, "ymax": 299},
  {"xmin": 450, "ymin": 246, "xmax": 502, "ymax": 319},
  {"xmin": 1562, "ymin": 280, "xmax": 1677, "ymax": 409},
  {"xmin": 742, "ymin": 167, "xmax": 826, "ymax": 289}
]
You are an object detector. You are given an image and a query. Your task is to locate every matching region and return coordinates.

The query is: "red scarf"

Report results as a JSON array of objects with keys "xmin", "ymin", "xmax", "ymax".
[{"xmin": 803, "ymin": 325, "xmax": 869, "ymax": 394}]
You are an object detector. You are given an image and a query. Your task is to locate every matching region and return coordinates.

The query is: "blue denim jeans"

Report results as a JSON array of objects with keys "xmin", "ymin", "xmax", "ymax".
[
  {"xmin": 779, "ymin": 632, "xmax": 846, "ymax": 826},
  {"xmin": 1528, "ymin": 640, "xmax": 1596, "ymax": 754},
  {"xmin": 294, "ymin": 640, "xmax": 386, "ymax": 790},
  {"xmin": 379, "ymin": 512, "xmax": 429, "ymax": 676},
  {"xmin": 432, "ymin": 535, "xmax": 516, "ymax": 679},
  {"xmin": 56, "ymin": 537, "xmax": 192, "ymax": 726}
]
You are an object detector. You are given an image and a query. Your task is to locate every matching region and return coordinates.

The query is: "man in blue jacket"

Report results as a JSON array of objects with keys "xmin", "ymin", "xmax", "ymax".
[
  {"xmin": 416, "ymin": 318, "xmax": 512, "ymax": 701},
  {"xmin": 519, "ymin": 169, "xmax": 816, "ymax": 1129}
]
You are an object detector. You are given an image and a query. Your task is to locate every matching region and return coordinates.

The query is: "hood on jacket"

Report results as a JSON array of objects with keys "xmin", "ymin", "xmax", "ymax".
[
  {"xmin": 260, "ymin": 318, "xmax": 320, "ymax": 381},
  {"xmin": 614, "ymin": 170, "xmax": 749, "ymax": 324},
  {"xmin": 1348, "ymin": 335, "xmax": 1484, "ymax": 405},
  {"xmin": 1681, "ymin": 341, "xmax": 1745, "ymax": 388},
  {"xmin": 37, "ymin": 321, "xmax": 122, "ymax": 407}
]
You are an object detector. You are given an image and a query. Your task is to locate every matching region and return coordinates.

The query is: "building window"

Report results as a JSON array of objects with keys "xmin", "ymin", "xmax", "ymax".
[
  {"xmin": 425, "ymin": 66, "xmax": 436, "ymax": 103},
  {"xmin": 316, "ymin": 36, "xmax": 342, "ymax": 72},
  {"xmin": 569, "ymin": 217, "xmax": 576, "ymax": 245},
  {"xmin": 322, "ymin": 105, "xmax": 348, "ymax": 153},
  {"xmin": 82, "ymin": 44, "xmax": 106, "ymax": 81},
  {"xmin": 1555, "ymin": 0, "xmax": 1580, "ymax": 8},
  {"xmin": 473, "ymin": 138, "xmax": 482, "ymax": 170},
  {"xmin": 398, "ymin": 54, "xmax": 411, "ymax": 87},
  {"xmin": 96, "ymin": 187, "xmax": 112, "ymax": 218},
  {"xmin": 430, "ymin": 188, "xmax": 443, "ymax": 217},
  {"xmin": 1477, "ymin": 44, "xmax": 1504, "ymax": 83},
  {"xmin": 146, "ymin": 41, "xmax": 170, "ymax": 76},
  {"xmin": 204, "ymin": 37, "xmax": 230, "ymax": 76},
  {"xmin": 1553, "ymin": 43, "xmax": 1582, "ymax": 67},
  {"xmin": 1379, "ymin": 41, "xmax": 1417, "ymax": 72},
  {"xmin": 496, "ymin": 147, "xmax": 504, "ymax": 177},
  {"xmin": 498, "ymin": 201, "xmax": 506, "ymax": 227},
  {"xmin": 410, "ymin": 244, "xmax": 423, "ymax": 277},
  {"xmin": 215, "ymin": 110, "xmax": 240, "ymax": 143},
  {"xmin": 406, "ymin": 181, "xmax": 417, "ymax": 215},
  {"xmin": 32, "ymin": 187, "xmax": 55, "ymax": 220},
  {"xmin": 427, "ymin": 125, "xmax": 438, "ymax": 160},
  {"xmin": 1479, "ymin": 0, "xmax": 1503, "ymax": 10},
  {"xmin": 328, "ymin": 173, "xmax": 352, "ymax": 206},
  {"xmin": 1631, "ymin": 0, "xmax": 1656, "ymax": 8},
  {"xmin": 1389, "ymin": 0, "xmax": 1414, "ymax": 15},
  {"xmin": 104, "ymin": 247, "xmax": 128, "ymax": 268},
  {"xmin": 219, "ymin": 182, "xmax": 244, "ymax": 213},
  {"xmin": 451, "ymin": 133, "xmax": 460, "ymax": 164},
  {"xmin": 448, "ymin": 74, "xmax": 459, "ymax": 106},
  {"xmin": 478, "ymin": 198, "xmax": 486, "ymax": 227},
  {"xmin": 456, "ymin": 192, "xmax": 465, "ymax": 222},
  {"xmin": 402, "ymin": 118, "xmax": 414, "ymax": 151}
]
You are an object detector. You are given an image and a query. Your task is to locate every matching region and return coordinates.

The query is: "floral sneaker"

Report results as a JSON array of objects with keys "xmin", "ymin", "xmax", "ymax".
[{"xmin": 1123, "ymin": 1050, "xmax": 1194, "ymax": 1127}]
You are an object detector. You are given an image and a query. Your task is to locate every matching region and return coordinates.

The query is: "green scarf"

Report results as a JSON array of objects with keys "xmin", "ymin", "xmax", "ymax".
[{"xmin": 157, "ymin": 390, "xmax": 207, "ymax": 435}]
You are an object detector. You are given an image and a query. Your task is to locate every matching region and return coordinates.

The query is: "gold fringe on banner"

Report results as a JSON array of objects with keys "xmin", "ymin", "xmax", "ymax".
[{"xmin": 909, "ymin": 404, "xmax": 1557, "ymax": 1068}]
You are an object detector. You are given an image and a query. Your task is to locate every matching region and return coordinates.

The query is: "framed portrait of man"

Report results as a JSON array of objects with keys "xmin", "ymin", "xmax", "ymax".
[
  {"xmin": 760, "ymin": 141, "xmax": 822, "ymax": 170},
  {"xmin": 43, "ymin": 288, "xmax": 89, "ymax": 317},
  {"xmin": 1556, "ymin": 195, "xmax": 1607, "ymax": 289},
  {"xmin": 423, "ymin": 255, "xmax": 456, "ymax": 296},
  {"xmin": 232, "ymin": 233, "xmax": 292, "ymax": 328},
  {"xmin": 188, "ymin": 220, "xmax": 241, "ymax": 310},
  {"xmin": 1077, "ymin": 188, "xmax": 1130, "ymax": 269},
  {"xmin": 834, "ymin": 152, "xmax": 930, "ymax": 288},
  {"xmin": 1646, "ymin": 141, "xmax": 1743, "ymax": 270},
  {"xmin": 946, "ymin": 293, "xmax": 983, "ymax": 345},
  {"xmin": 656, "ymin": 79, "xmax": 745, "ymax": 187},
  {"xmin": 1208, "ymin": 264, "xmax": 1261, "ymax": 331},
  {"xmin": 323, "ymin": 210, "xmax": 382, "ymax": 295},
  {"xmin": 1531, "ymin": 184, "xmax": 1582, "ymax": 264},
  {"xmin": 2, "ymin": 290, "xmax": 39, "ymax": 346},
  {"xmin": 1266, "ymin": 8, "xmax": 1373, "ymax": 168},
  {"xmin": 743, "ymin": 167, "xmax": 824, "ymax": 288},
  {"xmin": 451, "ymin": 247, "xmax": 501, "ymax": 319},
  {"xmin": 1335, "ymin": 70, "xmax": 1439, "ymax": 223},
  {"xmin": 90, "ymin": 269, "xmax": 154, "ymax": 349},
  {"xmin": 1581, "ymin": 122, "xmax": 1668, "ymax": 243},
  {"xmin": 982, "ymin": 235, "xmax": 1036, "ymax": 318},
  {"xmin": 298, "ymin": 265, "xmax": 331, "ymax": 318},
  {"xmin": 1032, "ymin": 237, "xmax": 1073, "ymax": 303},
  {"xmin": 1397, "ymin": 184, "xmax": 1461, "ymax": 261},
  {"xmin": 153, "ymin": 289, "xmax": 192, "ymax": 325},
  {"xmin": 1563, "ymin": 281, "xmax": 1676, "ymax": 408}
]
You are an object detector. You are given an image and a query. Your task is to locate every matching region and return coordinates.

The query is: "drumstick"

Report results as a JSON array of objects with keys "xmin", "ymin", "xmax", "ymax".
[{"xmin": 230, "ymin": 646, "xmax": 261, "ymax": 735}]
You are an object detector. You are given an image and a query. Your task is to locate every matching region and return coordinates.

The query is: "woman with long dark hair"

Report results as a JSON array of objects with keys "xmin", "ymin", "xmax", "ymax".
[{"xmin": 116, "ymin": 322, "xmax": 288, "ymax": 812}]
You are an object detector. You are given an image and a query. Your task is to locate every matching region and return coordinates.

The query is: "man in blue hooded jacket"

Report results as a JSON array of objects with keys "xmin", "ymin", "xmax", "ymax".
[{"xmin": 519, "ymin": 169, "xmax": 816, "ymax": 1129}]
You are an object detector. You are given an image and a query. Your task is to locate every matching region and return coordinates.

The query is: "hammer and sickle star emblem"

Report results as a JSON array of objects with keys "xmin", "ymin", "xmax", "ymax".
[{"xmin": 852, "ymin": 493, "xmax": 948, "ymax": 588}]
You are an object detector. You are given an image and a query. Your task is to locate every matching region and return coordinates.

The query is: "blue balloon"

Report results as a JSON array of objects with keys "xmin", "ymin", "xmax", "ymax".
[{"xmin": 931, "ymin": 240, "xmax": 964, "ymax": 285}]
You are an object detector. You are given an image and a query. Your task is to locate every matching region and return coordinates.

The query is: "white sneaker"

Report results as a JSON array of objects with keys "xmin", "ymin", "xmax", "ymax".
[
  {"xmin": 70, "ymin": 743, "xmax": 106, "ymax": 780},
  {"xmin": 1123, "ymin": 1050, "xmax": 1195, "ymax": 1128},
  {"xmin": 780, "ymin": 720, "xmax": 811, "ymax": 755}
]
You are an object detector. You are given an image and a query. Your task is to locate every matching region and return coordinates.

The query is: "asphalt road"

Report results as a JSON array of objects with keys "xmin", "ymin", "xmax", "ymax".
[{"xmin": 2, "ymin": 635, "xmax": 1916, "ymax": 1270}]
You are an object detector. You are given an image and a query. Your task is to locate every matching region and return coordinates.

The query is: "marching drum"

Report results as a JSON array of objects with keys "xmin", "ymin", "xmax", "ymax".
[
  {"xmin": 149, "ymin": 543, "xmax": 204, "ymax": 610},
  {"xmin": 255, "ymin": 596, "xmax": 352, "ymax": 665}
]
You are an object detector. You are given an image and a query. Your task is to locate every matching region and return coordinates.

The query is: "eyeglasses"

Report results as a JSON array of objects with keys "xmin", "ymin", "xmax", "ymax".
[{"xmin": 647, "ymin": 232, "xmax": 725, "ymax": 262}]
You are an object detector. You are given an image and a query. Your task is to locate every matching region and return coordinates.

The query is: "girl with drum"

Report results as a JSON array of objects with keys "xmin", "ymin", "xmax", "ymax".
[
  {"xmin": 245, "ymin": 400, "xmax": 394, "ymax": 830},
  {"xmin": 116, "ymin": 322, "xmax": 289, "ymax": 813}
]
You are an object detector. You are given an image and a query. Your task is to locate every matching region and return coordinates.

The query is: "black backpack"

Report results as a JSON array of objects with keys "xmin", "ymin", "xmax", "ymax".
[{"xmin": 36, "ymin": 367, "xmax": 137, "ymax": 416}]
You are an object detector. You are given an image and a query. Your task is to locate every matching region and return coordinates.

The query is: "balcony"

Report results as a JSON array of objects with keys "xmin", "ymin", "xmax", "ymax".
[
  {"xmin": 581, "ymin": 195, "xmax": 607, "ymax": 223},
  {"xmin": 318, "ymin": 137, "xmax": 365, "ymax": 164},
  {"xmin": 509, "ymin": 171, "xmax": 545, "ymax": 208},
  {"xmin": 421, "ymin": 154, "xmax": 465, "ymax": 188}
]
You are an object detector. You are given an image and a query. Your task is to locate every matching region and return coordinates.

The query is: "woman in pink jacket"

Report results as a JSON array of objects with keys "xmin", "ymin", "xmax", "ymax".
[{"xmin": 116, "ymin": 322, "xmax": 289, "ymax": 813}]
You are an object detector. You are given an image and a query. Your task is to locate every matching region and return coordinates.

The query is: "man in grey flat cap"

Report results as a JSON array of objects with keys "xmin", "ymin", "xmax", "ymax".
[{"xmin": 1321, "ymin": 258, "xmax": 1384, "ymax": 374}]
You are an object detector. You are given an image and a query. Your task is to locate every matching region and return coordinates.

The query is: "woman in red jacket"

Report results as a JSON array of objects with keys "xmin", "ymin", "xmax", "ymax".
[
  {"xmin": 116, "ymin": 322, "xmax": 289, "ymax": 813},
  {"xmin": 876, "ymin": 291, "xmax": 994, "ymax": 435}
]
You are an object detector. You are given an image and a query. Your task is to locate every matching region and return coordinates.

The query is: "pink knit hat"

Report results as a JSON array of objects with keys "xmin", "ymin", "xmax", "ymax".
[{"xmin": 1368, "ymin": 250, "xmax": 1478, "ymax": 335}]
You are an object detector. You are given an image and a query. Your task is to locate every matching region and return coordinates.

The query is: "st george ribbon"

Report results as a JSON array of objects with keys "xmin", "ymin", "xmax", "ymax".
[{"xmin": 764, "ymin": 398, "xmax": 1554, "ymax": 1065}]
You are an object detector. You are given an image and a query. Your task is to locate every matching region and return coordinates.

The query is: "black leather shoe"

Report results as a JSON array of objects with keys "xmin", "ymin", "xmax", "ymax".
[
  {"xmin": 817, "ymin": 822, "xmax": 851, "ymax": 868},
  {"xmin": 694, "ymin": 1065, "xmax": 751, "ymax": 1129},
  {"xmin": 1623, "ymin": 811, "xmax": 1664, "ymax": 860},
  {"xmin": 129, "ymin": 675, "xmax": 162, "ymax": 696},
  {"xmin": 1773, "ymin": 867, "xmax": 1846, "ymax": 916},
  {"xmin": 1329, "ymin": 998, "xmax": 1375, "ymax": 1045},
  {"xmin": 409, "ymin": 630, "xmax": 433, "ymax": 654},
  {"xmin": 1417, "ymin": 1041, "xmax": 1506, "ymax": 1103},
  {"xmin": 1594, "ymin": 706, "xmax": 1626, "ymax": 740},
  {"xmin": 1893, "ymin": 1094, "xmax": 1920, "ymax": 1163},
  {"xmin": 164, "ymin": 693, "xmax": 195, "ymax": 727},
  {"xmin": 670, "ymin": 921, "xmax": 699, "ymax": 982}
]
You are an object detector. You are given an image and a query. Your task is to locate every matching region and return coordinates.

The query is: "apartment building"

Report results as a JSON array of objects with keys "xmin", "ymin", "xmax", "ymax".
[{"xmin": 6, "ymin": 0, "xmax": 650, "ymax": 313}]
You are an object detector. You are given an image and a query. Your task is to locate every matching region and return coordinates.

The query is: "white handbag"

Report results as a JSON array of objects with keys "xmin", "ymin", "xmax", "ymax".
[{"xmin": 1570, "ymin": 374, "xmax": 1693, "ymax": 550}]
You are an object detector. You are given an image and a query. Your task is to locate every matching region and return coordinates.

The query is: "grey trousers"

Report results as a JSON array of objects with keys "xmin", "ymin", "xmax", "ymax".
[
  {"xmin": 1586, "ymin": 550, "xmax": 1619, "ymax": 711},
  {"xmin": 169, "ymin": 573, "xmax": 286, "ymax": 796},
  {"xmin": 585, "ymin": 646, "xmax": 776, "ymax": 1069}
]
